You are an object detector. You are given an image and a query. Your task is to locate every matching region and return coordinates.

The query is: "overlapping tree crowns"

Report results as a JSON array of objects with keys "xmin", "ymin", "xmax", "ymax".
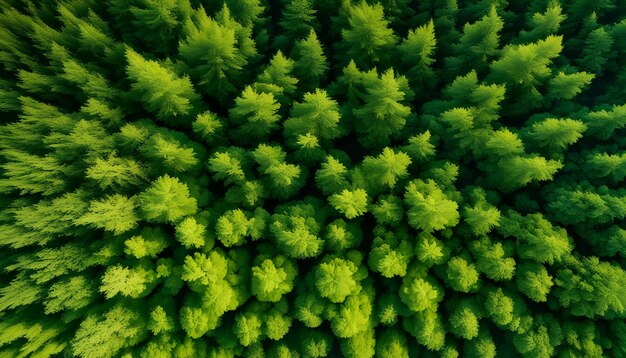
[{"xmin": 0, "ymin": 0, "xmax": 626, "ymax": 357}]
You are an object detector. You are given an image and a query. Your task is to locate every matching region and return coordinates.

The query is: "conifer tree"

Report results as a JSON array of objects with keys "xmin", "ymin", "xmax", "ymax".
[
  {"xmin": 179, "ymin": 8, "xmax": 253, "ymax": 100},
  {"xmin": 276, "ymin": 0, "xmax": 318, "ymax": 48},
  {"xmin": 126, "ymin": 48, "xmax": 198, "ymax": 124},
  {"xmin": 339, "ymin": 1, "xmax": 397, "ymax": 67},
  {"xmin": 292, "ymin": 31, "xmax": 329, "ymax": 92},
  {"xmin": 2, "ymin": 1, "xmax": 626, "ymax": 357},
  {"xmin": 446, "ymin": 6, "xmax": 504, "ymax": 76},
  {"xmin": 398, "ymin": 20, "xmax": 437, "ymax": 94},
  {"xmin": 138, "ymin": 175, "xmax": 198, "ymax": 223},
  {"xmin": 353, "ymin": 69, "xmax": 412, "ymax": 148}
]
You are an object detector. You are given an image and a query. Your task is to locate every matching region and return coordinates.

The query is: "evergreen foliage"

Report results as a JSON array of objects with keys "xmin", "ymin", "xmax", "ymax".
[{"xmin": 1, "ymin": 1, "xmax": 626, "ymax": 357}]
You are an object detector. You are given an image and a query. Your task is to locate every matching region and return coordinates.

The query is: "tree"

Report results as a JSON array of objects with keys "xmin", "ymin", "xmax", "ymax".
[
  {"xmin": 85, "ymin": 154, "xmax": 146, "ymax": 191},
  {"xmin": 0, "ymin": 150, "xmax": 69, "ymax": 196},
  {"xmin": 100, "ymin": 264, "xmax": 154, "ymax": 299},
  {"xmin": 72, "ymin": 304, "xmax": 148, "ymax": 358},
  {"xmin": 325, "ymin": 219, "xmax": 363, "ymax": 252},
  {"xmin": 284, "ymin": 89, "xmax": 342, "ymax": 141},
  {"xmin": 230, "ymin": 86, "xmax": 281, "ymax": 143},
  {"xmin": 254, "ymin": 51, "xmax": 298, "ymax": 105},
  {"xmin": 315, "ymin": 257, "xmax": 360, "ymax": 303},
  {"xmin": 398, "ymin": 133, "xmax": 434, "ymax": 167},
  {"xmin": 399, "ymin": 268, "xmax": 443, "ymax": 312},
  {"xmin": 251, "ymin": 256, "xmax": 297, "ymax": 302},
  {"xmin": 493, "ymin": 156, "xmax": 563, "ymax": 192},
  {"xmin": 361, "ymin": 148, "xmax": 412, "ymax": 193},
  {"xmin": 124, "ymin": 227, "xmax": 169, "ymax": 259},
  {"xmin": 315, "ymin": 156, "xmax": 350, "ymax": 195},
  {"xmin": 371, "ymin": 195, "xmax": 404, "ymax": 226},
  {"xmin": 470, "ymin": 237, "xmax": 516, "ymax": 281},
  {"xmin": 490, "ymin": 35, "xmax": 563, "ymax": 87},
  {"xmin": 498, "ymin": 211, "xmax": 572, "ymax": 264},
  {"xmin": 353, "ymin": 69, "xmax": 412, "ymax": 148},
  {"xmin": 208, "ymin": 150, "xmax": 247, "ymax": 185},
  {"xmin": 270, "ymin": 202, "xmax": 324, "ymax": 258},
  {"xmin": 524, "ymin": 118, "xmax": 587, "ymax": 154},
  {"xmin": 176, "ymin": 216, "xmax": 206, "ymax": 249},
  {"xmin": 546, "ymin": 187, "xmax": 626, "ymax": 226},
  {"xmin": 76, "ymin": 194, "xmax": 139, "ymax": 235},
  {"xmin": 216, "ymin": 208, "xmax": 267, "ymax": 247},
  {"xmin": 126, "ymin": 48, "xmax": 198, "ymax": 123},
  {"xmin": 375, "ymin": 329, "xmax": 409, "ymax": 358},
  {"xmin": 300, "ymin": 329, "xmax": 333, "ymax": 358},
  {"xmin": 339, "ymin": 1, "xmax": 397, "ymax": 67},
  {"xmin": 449, "ymin": 303, "xmax": 480, "ymax": 340},
  {"xmin": 464, "ymin": 331, "xmax": 497, "ymax": 358},
  {"xmin": 554, "ymin": 255, "xmax": 626, "ymax": 318},
  {"xmin": 276, "ymin": 0, "xmax": 318, "ymax": 47},
  {"xmin": 463, "ymin": 188, "xmax": 501, "ymax": 235},
  {"xmin": 446, "ymin": 6, "xmax": 504, "ymax": 75},
  {"xmin": 252, "ymin": 144, "xmax": 304, "ymax": 198},
  {"xmin": 138, "ymin": 175, "xmax": 198, "ymax": 223},
  {"xmin": 488, "ymin": 35, "xmax": 563, "ymax": 114},
  {"xmin": 329, "ymin": 189, "xmax": 369, "ymax": 219},
  {"xmin": 224, "ymin": 0, "xmax": 265, "ymax": 26},
  {"xmin": 292, "ymin": 31, "xmax": 328, "ymax": 91},
  {"xmin": 516, "ymin": 262, "xmax": 553, "ymax": 303},
  {"xmin": 328, "ymin": 292, "xmax": 372, "ymax": 338},
  {"xmin": 368, "ymin": 229, "xmax": 413, "ymax": 278},
  {"xmin": 179, "ymin": 8, "xmax": 251, "ymax": 100},
  {"xmin": 403, "ymin": 308, "xmax": 445, "ymax": 351},
  {"xmin": 519, "ymin": 2, "xmax": 566, "ymax": 42},
  {"xmin": 140, "ymin": 133, "xmax": 199, "ymax": 173},
  {"xmin": 586, "ymin": 152, "xmax": 626, "ymax": 183},
  {"xmin": 578, "ymin": 27, "xmax": 613, "ymax": 74},
  {"xmin": 583, "ymin": 104, "xmax": 626, "ymax": 140},
  {"xmin": 398, "ymin": 20, "xmax": 437, "ymax": 92},
  {"xmin": 44, "ymin": 275, "xmax": 96, "ymax": 314},
  {"xmin": 446, "ymin": 256, "xmax": 480, "ymax": 293},
  {"xmin": 128, "ymin": 0, "xmax": 192, "ymax": 54},
  {"xmin": 546, "ymin": 71, "xmax": 594, "ymax": 101},
  {"xmin": 192, "ymin": 111, "xmax": 224, "ymax": 144},
  {"xmin": 404, "ymin": 179, "xmax": 459, "ymax": 232}
]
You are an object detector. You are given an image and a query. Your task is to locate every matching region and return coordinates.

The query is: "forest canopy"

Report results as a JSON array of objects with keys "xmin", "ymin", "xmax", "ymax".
[{"xmin": 0, "ymin": 0, "xmax": 626, "ymax": 357}]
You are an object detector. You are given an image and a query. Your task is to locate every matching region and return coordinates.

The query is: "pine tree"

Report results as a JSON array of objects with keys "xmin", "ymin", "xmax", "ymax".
[
  {"xmin": 126, "ymin": 48, "xmax": 198, "ymax": 124},
  {"xmin": 446, "ymin": 6, "xmax": 504, "ymax": 76},
  {"xmin": 292, "ymin": 31, "xmax": 329, "ymax": 92},
  {"xmin": 315, "ymin": 257, "xmax": 360, "ymax": 303},
  {"xmin": 138, "ymin": 175, "xmax": 198, "ymax": 223},
  {"xmin": 577, "ymin": 27, "xmax": 614, "ymax": 74},
  {"xmin": 128, "ymin": 0, "xmax": 192, "ymax": 54},
  {"xmin": 489, "ymin": 35, "xmax": 563, "ymax": 114},
  {"xmin": 361, "ymin": 147, "xmax": 412, "ymax": 192},
  {"xmin": 275, "ymin": 0, "xmax": 318, "ymax": 48},
  {"xmin": 353, "ymin": 69, "xmax": 412, "ymax": 148},
  {"xmin": 76, "ymin": 194, "xmax": 139, "ymax": 235},
  {"xmin": 329, "ymin": 189, "xmax": 369, "ymax": 219},
  {"xmin": 398, "ymin": 20, "xmax": 437, "ymax": 93},
  {"xmin": 284, "ymin": 89, "xmax": 342, "ymax": 141},
  {"xmin": 339, "ymin": 1, "xmax": 397, "ymax": 67},
  {"xmin": 179, "ymin": 8, "xmax": 252, "ymax": 100},
  {"xmin": 404, "ymin": 179, "xmax": 459, "ymax": 232},
  {"xmin": 229, "ymin": 86, "xmax": 281, "ymax": 143},
  {"xmin": 546, "ymin": 71, "xmax": 594, "ymax": 101},
  {"xmin": 519, "ymin": 2, "xmax": 566, "ymax": 42},
  {"xmin": 315, "ymin": 155, "xmax": 350, "ymax": 195},
  {"xmin": 253, "ymin": 51, "xmax": 298, "ymax": 105}
]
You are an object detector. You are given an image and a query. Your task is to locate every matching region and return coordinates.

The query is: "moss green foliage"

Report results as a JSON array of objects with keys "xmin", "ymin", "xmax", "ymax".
[{"xmin": 1, "ymin": 0, "xmax": 626, "ymax": 357}]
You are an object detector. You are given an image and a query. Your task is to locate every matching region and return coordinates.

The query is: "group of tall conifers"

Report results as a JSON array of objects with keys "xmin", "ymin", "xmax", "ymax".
[{"xmin": 0, "ymin": 0, "xmax": 625, "ymax": 357}]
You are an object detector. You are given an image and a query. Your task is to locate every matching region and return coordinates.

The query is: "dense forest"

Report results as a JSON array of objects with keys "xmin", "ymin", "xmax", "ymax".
[{"xmin": 0, "ymin": 0, "xmax": 625, "ymax": 357}]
